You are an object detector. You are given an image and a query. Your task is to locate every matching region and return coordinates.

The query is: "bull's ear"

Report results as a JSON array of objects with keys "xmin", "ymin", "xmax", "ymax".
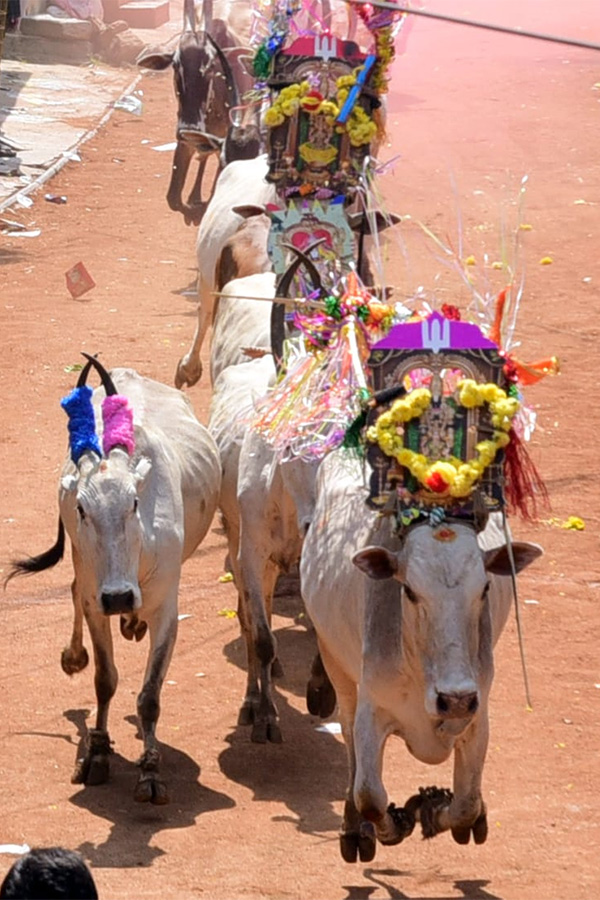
[
  {"xmin": 61, "ymin": 473, "xmax": 78, "ymax": 493},
  {"xmin": 484, "ymin": 541, "xmax": 543, "ymax": 576},
  {"xmin": 136, "ymin": 49, "xmax": 174, "ymax": 70},
  {"xmin": 353, "ymin": 546, "xmax": 398, "ymax": 581},
  {"xmin": 232, "ymin": 204, "xmax": 267, "ymax": 219}
]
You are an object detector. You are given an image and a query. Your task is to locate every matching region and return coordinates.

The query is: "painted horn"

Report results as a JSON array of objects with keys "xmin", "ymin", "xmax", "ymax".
[
  {"xmin": 201, "ymin": 0, "xmax": 213, "ymax": 33},
  {"xmin": 276, "ymin": 240, "xmax": 326, "ymax": 299},
  {"xmin": 183, "ymin": 0, "xmax": 197, "ymax": 32},
  {"xmin": 206, "ymin": 31, "xmax": 240, "ymax": 109},
  {"xmin": 81, "ymin": 352, "xmax": 118, "ymax": 396}
]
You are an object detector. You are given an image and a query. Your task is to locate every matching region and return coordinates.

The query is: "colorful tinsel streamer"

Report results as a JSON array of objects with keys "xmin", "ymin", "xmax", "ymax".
[{"xmin": 252, "ymin": 319, "xmax": 370, "ymax": 462}]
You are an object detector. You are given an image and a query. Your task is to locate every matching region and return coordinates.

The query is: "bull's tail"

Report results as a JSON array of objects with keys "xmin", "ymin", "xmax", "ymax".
[{"xmin": 5, "ymin": 518, "xmax": 65, "ymax": 586}]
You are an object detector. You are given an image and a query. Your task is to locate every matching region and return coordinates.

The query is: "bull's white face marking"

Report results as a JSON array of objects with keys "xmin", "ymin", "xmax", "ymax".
[
  {"xmin": 399, "ymin": 524, "xmax": 489, "ymax": 720},
  {"xmin": 70, "ymin": 451, "xmax": 151, "ymax": 612}
]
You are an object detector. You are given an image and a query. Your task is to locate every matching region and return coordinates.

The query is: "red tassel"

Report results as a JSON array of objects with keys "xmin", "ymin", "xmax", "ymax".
[{"xmin": 503, "ymin": 428, "xmax": 550, "ymax": 521}]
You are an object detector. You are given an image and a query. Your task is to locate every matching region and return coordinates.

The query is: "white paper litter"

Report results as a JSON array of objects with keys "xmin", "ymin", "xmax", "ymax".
[
  {"xmin": 0, "ymin": 844, "xmax": 30, "ymax": 855},
  {"xmin": 315, "ymin": 722, "xmax": 342, "ymax": 735},
  {"xmin": 152, "ymin": 142, "xmax": 177, "ymax": 152}
]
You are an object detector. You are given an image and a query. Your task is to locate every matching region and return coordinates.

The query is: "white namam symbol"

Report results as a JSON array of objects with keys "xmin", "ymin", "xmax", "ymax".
[
  {"xmin": 421, "ymin": 316, "xmax": 450, "ymax": 353},
  {"xmin": 314, "ymin": 35, "xmax": 337, "ymax": 62}
]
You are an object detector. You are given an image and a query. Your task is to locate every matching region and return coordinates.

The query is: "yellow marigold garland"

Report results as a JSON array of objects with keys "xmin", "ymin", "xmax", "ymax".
[
  {"xmin": 366, "ymin": 380, "xmax": 520, "ymax": 499},
  {"xmin": 263, "ymin": 72, "xmax": 378, "ymax": 148}
]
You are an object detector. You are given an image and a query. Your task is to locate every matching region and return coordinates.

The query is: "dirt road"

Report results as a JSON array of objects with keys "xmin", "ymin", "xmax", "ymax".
[{"xmin": 1, "ymin": 2, "xmax": 599, "ymax": 898}]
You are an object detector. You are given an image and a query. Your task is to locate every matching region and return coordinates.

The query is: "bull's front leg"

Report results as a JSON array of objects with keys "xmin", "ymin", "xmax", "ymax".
[
  {"xmin": 174, "ymin": 284, "xmax": 209, "ymax": 389},
  {"xmin": 425, "ymin": 714, "xmax": 490, "ymax": 844},
  {"xmin": 166, "ymin": 141, "xmax": 194, "ymax": 218},
  {"xmin": 184, "ymin": 153, "xmax": 211, "ymax": 225},
  {"xmin": 133, "ymin": 592, "xmax": 179, "ymax": 805},
  {"xmin": 317, "ymin": 645, "xmax": 377, "ymax": 864},
  {"xmin": 354, "ymin": 696, "xmax": 417, "ymax": 848},
  {"xmin": 61, "ymin": 564, "xmax": 89, "ymax": 675},
  {"xmin": 72, "ymin": 606, "xmax": 117, "ymax": 787}
]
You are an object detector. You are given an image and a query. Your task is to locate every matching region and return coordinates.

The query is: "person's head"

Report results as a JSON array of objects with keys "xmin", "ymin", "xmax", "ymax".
[{"xmin": 0, "ymin": 847, "xmax": 98, "ymax": 899}]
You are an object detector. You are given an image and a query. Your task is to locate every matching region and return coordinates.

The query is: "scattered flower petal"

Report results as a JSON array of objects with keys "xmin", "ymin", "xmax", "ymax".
[
  {"xmin": 562, "ymin": 516, "xmax": 585, "ymax": 531},
  {"xmin": 218, "ymin": 572, "xmax": 234, "ymax": 583},
  {"xmin": 218, "ymin": 608, "xmax": 237, "ymax": 618},
  {"xmin": 540, "ymin": 256, "xmax": 554, "ymax": 265}
]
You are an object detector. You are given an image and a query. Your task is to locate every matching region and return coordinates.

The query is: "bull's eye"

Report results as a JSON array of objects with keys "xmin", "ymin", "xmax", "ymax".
[
  {"xmin": 76, "ymin": 503, "xmax": 86, "ymax": 521},
  {"xmin": 482, "ymin": 581, "xmax": 491, "ymax": 600},
  {"xmin": 403, "ymin": 584, "xmax": 418, "ymax": 604},
  {"xmin": 133, "ymin": 497, "xmax": 139, "ymax": 514}
]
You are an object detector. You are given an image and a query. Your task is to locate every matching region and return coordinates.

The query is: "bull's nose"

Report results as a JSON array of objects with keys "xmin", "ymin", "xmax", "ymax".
[
  {"xmin": 101, "ymin": 590, "xmax": 135, "ymax": 615},
  {"xmin": 436, "ymin": 690, "xmax": 479, "ymax": 719}
]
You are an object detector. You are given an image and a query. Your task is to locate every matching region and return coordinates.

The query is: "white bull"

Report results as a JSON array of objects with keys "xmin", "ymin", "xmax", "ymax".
[
  {"xmin": 300, "ymin": 449, "xmax": 542, "ymax": 862},
  {"xmin": 208, "ymin": 273, "xmax": 322, "ymax": 742},
  {"xmin": 8, "ymin": 357, "xmax": 221, "ymax": 804}
]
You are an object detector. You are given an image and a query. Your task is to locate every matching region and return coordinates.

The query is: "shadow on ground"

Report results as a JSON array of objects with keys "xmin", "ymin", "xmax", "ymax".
[{"xmin": 63, "ymin": 708, "xmax": 235, "ymax": 868}]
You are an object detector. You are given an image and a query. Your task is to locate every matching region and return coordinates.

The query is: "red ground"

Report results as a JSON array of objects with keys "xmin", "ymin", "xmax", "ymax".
[{"xmin": 1, "ymin": 2, "xmax": 599, "ymax": 897}]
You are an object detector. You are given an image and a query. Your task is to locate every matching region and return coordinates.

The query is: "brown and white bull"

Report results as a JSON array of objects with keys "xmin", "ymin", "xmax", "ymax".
[
  {"xmin": 175, "ymin": 154, "xmax": 276, "ymax": 388},
  {"xmin": 137, "ymin": 0, "xmax": 258, "ymax": 226},
  {"xmin": 300, "ymin": 449, "xmax": 542, "ymax": 862},
  {"xmin": 7, "ymin": 356, "xmax": 221, "ymax": 804}
]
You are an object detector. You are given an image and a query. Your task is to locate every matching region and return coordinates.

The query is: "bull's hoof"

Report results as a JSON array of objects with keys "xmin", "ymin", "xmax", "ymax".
[
  {"xmin": 451, "ymin": 825, "xmax": 471, "ymax": 844},
  {"xmin": 358, "ymin": 822, "xmax": 377, "ymax": 862},
  {"xmin": 120, "ymin": 615, "xmax": 147, "ymax": 642},
  {"xmin": 251, "ymin": 719, "xmax": 282, "ymax": 744},
  {"xmin": 61, "ymin": 645, "xmax": 89, "ymax": 675},
  {"xmin": 71, "ymin": 752, "xmax": 109, "ymax": 786},
  {"xmin": 473, "ymin": 808, "xmax": 488, "ymax": 844},
  {"xmin": 271, "ymin": 657, "xmax": 284, "ymax": 679},
  {"xmin": 238, "ymin": 700, "xmax": 256, "ymax": 727},
  {"xmin": 174, "ymin": 357, "xmax": 202, "ymax": 390},
  {"xmin": 452, "ymin": 806, "xmax": 488, "ymax": 845},
  {"xmin": 71, "ymin": 729, "xmax": 112, "ymax": 785},
  {"xmin": 134, "ymin": 774, "xmax": 169, "ymax": 805},
  {"xmin": 306, "ymin": 653, "xmax": 337, "ymax": 718},
  {"xmin": 340, "ymin": 832, "xmax": 359, "ymax": 863},
  {"xmin": 306, "ymin": 675, "xmax": 337, "ymax": 718}
]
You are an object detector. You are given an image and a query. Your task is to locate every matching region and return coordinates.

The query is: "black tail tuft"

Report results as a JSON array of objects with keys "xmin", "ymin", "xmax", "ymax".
[{"xmin": 4, "ymin": 519, "xmax": 65, "ymax": 588}]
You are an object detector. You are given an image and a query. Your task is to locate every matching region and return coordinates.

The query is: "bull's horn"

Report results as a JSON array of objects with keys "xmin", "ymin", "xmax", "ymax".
[
  {"xmin": 201, "ymin": 0, "xmax": 213, "ymax": 32},
  {"xmin": 183, "ymin": 0, "xmax": 197, "ymax": 32},
  {"xmin": 81, "ymin": 352, "xmax": 118, "ymax": 396},
  {"xmin": 276, "ymin": 240, "xmax": 326, "ymax": 299},
  {"xmin": 205, "ymin": 31, "xmax": 240, "ymax": 109},
  {"xmin": 76, "ymin": 353, "xmax": 98, "ymax": 388}
]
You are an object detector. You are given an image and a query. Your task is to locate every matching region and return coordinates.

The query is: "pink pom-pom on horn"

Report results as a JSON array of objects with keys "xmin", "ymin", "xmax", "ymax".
[{"xmin": 102, "ymin": 395, "xmax": 135, "ymax": 456}]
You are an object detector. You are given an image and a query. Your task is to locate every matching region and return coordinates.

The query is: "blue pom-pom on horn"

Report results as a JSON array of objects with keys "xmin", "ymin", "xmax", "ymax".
[{"xmin": 61, "ymin": 385, "xmax": 102, "ymax": 463}]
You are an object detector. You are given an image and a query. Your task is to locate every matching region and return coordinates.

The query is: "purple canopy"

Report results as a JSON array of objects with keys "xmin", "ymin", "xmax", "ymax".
[{"xmin": 372, "ymin": 311, "xmax": 498, "ymax": 353}]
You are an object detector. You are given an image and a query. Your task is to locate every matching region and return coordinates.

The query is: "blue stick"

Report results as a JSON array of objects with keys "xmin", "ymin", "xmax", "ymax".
[{"xmin": 336, "ymin": 54, "xmax": 377, "ymax": 125}]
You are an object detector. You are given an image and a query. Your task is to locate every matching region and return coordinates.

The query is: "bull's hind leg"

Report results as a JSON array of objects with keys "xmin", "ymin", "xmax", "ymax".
[
  {"xmin": 72, "ymin": 609, "xmax": 117, "ymax": 787},
  {"xmin": 61, "ymin": 571, "xmax": 89, "ymax": 675},
  {"xmin": 306, "ymin": 650, "xmax": 337, "ymax": 718},
  {"xmin": 239, "ymin": 559, "xmax": 281, "ymax": 744},
  {"xmin": 318, "ymin": 644, "xmax": 376, "ymax": 864},
  {"xmin": 134, "ymin": 593, "xmax": 179, "ymax": 805}
]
